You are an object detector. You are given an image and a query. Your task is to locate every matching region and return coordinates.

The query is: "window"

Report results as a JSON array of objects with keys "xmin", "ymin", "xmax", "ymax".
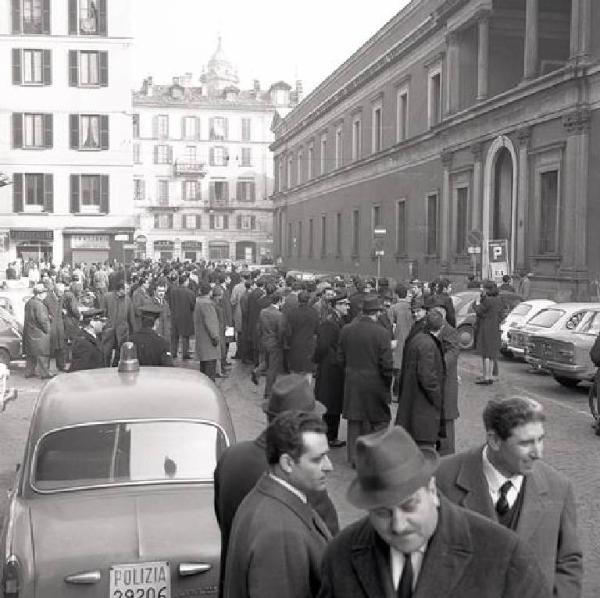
[
  {"xmin": 210, "ymin": 117, "xmax": 228, "ymax": 141},
  {"xmin": 241, "ymin": 147, "xmax": 252, "ymax": 167},
  {"xmin": 134, "ymin": 178, "xmax": 145, "ymax": 201},
  {"xmin": 210, "ymin": 146, "xmax": 228, "ymax": 167},
  {"xmin": 396, "ymin": 200, "xmax": 406, "ymax": 255},
  {"xmin": 13, "ymin": 0, "xmax": 50, "ymax": 34},
  {"xmin": 70, "ymin": 114, "xmax": 109, "ymax": 150},
  {"xmin": 372, "ymin": 205, "xmax": 382, "ymax": 229},
  {"xmin": 157, "ymin": 115, "xmax": 169, "ymax": 139},
  {"xmin": 287, "ymin": 155, "xmax": 293, "ymax": 188},
  {"xmin": 182, "ymin": 180, "xmax": 200, "ymax": 201},
  {"xmin": 69, "ymin": 50, "xmax": 108, "ymax": 87},
  {"xmin": 396, "ymin": 87, "xmax": 409, "ymax": 142},
  {"xmin": 12, "ymin": 49, "xmax": 51, "ymax": 85},
  {"xmin": 157, "ymin": 179, "xmax": 169, "ymax": 203},
  {"xmin": 297, "ymin": 221, "xmax": 303, "ymax": 257},
  {"xmin": 320, "ymin": 134, "xmax": 327, "ymax": 175},
  {"xmin": 352, "ymin": 115, "xmax": 362, "ymax": 161},
  {"xmin": 185, "ymin": 145, "xmax": 197, "ymax": 162},
  {"xmin": 154, "ymin": 213, "xmax": 174, "ymax": 229},
  {"xmin": 154, "ymin": 145, "xmax": 173, "ymax": 164},
  {"xmin": 80, "ymin": 175, "xmax": 100, "ymax": 209},
  {"xmin": 241, "ymin": 118, "xmax": 251, "ymax": 142},
  {"xmin": 237, "ymin": 180, "xmax": 255, "ymax": 202},
  {"xmin": 69, "ymin": 0, "xmax": 107, "ymax": 36},
  {"xmin": 237, "ymin": 215, "xmax": 256, "ymax": 231},
  {"xmin": 335, "ymin": 127, "xmax": 343, "ymax": 169},
  {"xmin": 184, "ymin": 214, "xmax": 201, "ymax": 229},
  {"xmin": 69, "ymin": 174, "xmax": 108, "ymax": 213},
  {"xmin": 428, "ymin": 70, "xmax": 442, "ymax": 127},
  {"xmin": 210, "ymin": 214, "xmax": 229, "ymax": 230},
  {"xmin": 321, "ymin": 215, "xmax": 327, "ymax": 257},
  {"xmin": 336, "ymin": 213, "xmax": 342, "ymax": 257},
  {"xmin": 297, "ymin": 150, "xmax": 303, "ymax": 184},
  {"xmin": 133, "ymin": 143, "xmax": 141, "ymax": 163},
  {"xmin": 455, "ymin": 187, "xmax": 468, "ymax": 254},
  {"xmin": 539, "ymin": 170, "xmax": 559, "ymax": 254},
  {"xmin": 308, "ymin": 218, "xmax": 314, "ymax": 258},
  {"xmin": 426, "ymin": 193, "xmax": 439, "ymax": 255},
  {"xmin": 12, "ymin": 113, "xmax": 52, "ymax": 149},
  {"xmin": 352, "ymin": 210, "xmax": 360, "ymax": 256},
  {"xmin": 12, "ymin": 173, "xmax": 53, "ymax": 213},
  {"xmin": 132, "ymin": 114, "xmax": 140, "ymax": 138},
  {"xmin": 182, "ymin": 116, "xmax": 197, "ymax": 140},
  {"xmin": 210, "ymin": 181, "xmax": 229, "ymax": 203},
  {"xmin": 307, "ymin": 143, "xmax": 314, "ymax": 180},
  {"xmin": 372, "ymin": 100, "xmax": 383, "ymax": 153}
]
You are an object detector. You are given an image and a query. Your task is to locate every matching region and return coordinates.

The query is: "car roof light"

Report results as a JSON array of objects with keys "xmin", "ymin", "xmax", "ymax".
[
  {"xmin": 3, "ymin": 555, "xmax": 20, "ymax": 596},
  {"xmin": 118, "ymin": 342, "xmax": 139, "ymax": 373}
]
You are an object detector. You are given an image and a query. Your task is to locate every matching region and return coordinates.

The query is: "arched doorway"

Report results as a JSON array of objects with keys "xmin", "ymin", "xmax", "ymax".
[{"xmin": 482, "ymin": 136, "xmax": 518, "ymax": 276}]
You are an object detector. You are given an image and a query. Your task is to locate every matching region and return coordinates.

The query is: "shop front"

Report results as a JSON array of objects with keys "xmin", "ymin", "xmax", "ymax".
[
  {"xmin": 69, "ymin": 234, "xmax": 111, "ymax": 265},
  {"xmin": 235, "ymin": 241, "xmax": 256, "ymax": 263},
  {"xmin": 10, "ymin": 230, "xmax": 54, "ymax": 263},
  {"xmin": 135, "ymin": 235, "xmax": 147, "ymax": 259},
  {"xmin": 182, "ymin": 241, "xmax": 203, "ymax": 262},
  {"xmin": 208, "ymin": 241, "xmax": 229, "ymax": 261},
  {"xmin": 154, "ymin": 240, "xmax": 174, "ymax": 261},
  {"xmin": 62, "ymin": 230, "xmax": 135, "ymax": 265}
]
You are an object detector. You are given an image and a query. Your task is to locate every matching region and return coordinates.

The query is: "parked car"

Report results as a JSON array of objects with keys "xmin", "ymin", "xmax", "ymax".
[
  {"xmin": 0, "ymin": 307, "xmax": 23, "ymax": 366},
  {"xmin": 526, "ymin": 308, "xmax": 600, "ymax": 388},
  {"xmin": 0, "ymin": 350, "xmax": 235, "ymax": 598},
  {"xmin": 500, "ymin": 299, "xmax": 555, "ymax": 356},
  {"xmin": 507, "ymin": 302, "xmax": 600, "ymax": 361},
  {"xmin": 0, "ymin": 287, "xmax": 32, "ymax": 325}
]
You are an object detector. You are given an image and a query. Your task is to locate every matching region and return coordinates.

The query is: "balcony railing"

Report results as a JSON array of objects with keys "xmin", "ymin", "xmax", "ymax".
[{"xmin": 174, "ymin": 161, "xmax": 207, "ymax": 178}]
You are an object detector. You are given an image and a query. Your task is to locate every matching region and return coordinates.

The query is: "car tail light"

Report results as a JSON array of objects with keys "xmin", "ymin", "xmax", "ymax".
[{"xmin": 3, "ymin": 555, "xmax": 20, "ymax": 597}]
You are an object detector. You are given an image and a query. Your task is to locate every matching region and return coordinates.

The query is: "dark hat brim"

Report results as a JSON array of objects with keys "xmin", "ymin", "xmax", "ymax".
[
  {"xmin": 261, "ymin": 398, "xmax": 327, "ymax": 418},
  {"xmin": 346, "ymin": 448, "xmax": 438, "ymax": 510}
]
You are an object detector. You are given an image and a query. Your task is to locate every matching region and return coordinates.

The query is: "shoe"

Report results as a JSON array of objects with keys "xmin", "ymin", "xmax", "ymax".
[
  {"xmin": 475, "ymin": 379, "xmax": 493, "ymax": 385},
  {"xmin": 328, "ymin": 439, "xmax": 347, "ymax": 448},
  {"xmin": 224, "ymin": 361, "xmax": 232, "ymax": 367},
  {"xmin": 251, "ymin": 370, "xmax": 259, "ymax": 385}
]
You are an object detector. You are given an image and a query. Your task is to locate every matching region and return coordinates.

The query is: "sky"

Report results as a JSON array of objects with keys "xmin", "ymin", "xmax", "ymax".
[{"xmin": 132, "ymin": 1, "xmax": 411, "ymax": 95}]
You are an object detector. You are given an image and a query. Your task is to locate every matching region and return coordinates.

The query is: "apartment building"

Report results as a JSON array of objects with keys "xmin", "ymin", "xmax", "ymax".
[
  {"xmin": 132, "ymin": 38, "xmax": 300, "ymax": 263},
  {"xmin": 0, "ymin": 0, "xmax": 134, "ymax": 268},
  {"xmin": 272, "ymin": 0, "xmax": 598, "ymax": 300}
]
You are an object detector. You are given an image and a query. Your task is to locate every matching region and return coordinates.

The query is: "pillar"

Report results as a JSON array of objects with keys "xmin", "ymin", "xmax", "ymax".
[
  {"xmin": 524, "ymin": 0, "xmax": 539, "ymax": 80},
  {"xmin": 570, "ymin": 0, "xmax": 591, "ymax": 62},
  {"xmin": 471, "ymin": 143, "xmax": 483, "ymax": 231},
  {"xmin": 445, "ymin": 32, "xmax": 460, "ymax": 115},
  {"xmin": 229, "ymin": 240, "xmax": 237, "ymax": 261},
  {"xmin": 477, "ymin": 16, "xmax": 489, "ymax": 101},
  {"xmin": 516, "ymin": 128, "xmax": 530, "ymax": 273},
  {"xmin": 53, "ymin": 231, "xmax": 65, "ymax": 265},
  {"xmin": 440, "ymin": 151, "xmax": 453, "ymax": 269}
]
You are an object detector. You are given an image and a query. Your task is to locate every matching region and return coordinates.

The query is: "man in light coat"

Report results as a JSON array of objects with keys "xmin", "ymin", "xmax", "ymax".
[{"xmin": 194, "ymin": 281, "xmax": 220, "ymax": 380}]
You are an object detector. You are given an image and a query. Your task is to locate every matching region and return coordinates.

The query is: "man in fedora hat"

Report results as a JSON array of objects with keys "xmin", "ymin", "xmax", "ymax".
[
  {"xmin": 69, "ymin": 308, "xmax": 106, "ymax": 372},
  {"xmin": 318, "ymin": 426, "xmax": 550, "ymax": 598},
  {"xmin": 338, "ymin": 294, "xmax": 394, "ymax": 467},
  {"xmin": 214, "ymin": 374, "xmax": 339, "ymax": 597},
  {"xmin": 223, "ymin": 410, "xmax": 334, "ymax": 598},
  {"xmin": 23, "ymin": 283, "xmax": 52, "ymax": 379}
]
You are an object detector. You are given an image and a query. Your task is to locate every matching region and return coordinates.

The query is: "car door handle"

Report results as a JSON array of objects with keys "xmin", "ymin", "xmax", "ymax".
[
  {"xmin": 178, "ymin": 563, "xmax": 212, "ymax": 576},
  {"xmin": 65, "ymin": 570, "xmax": 101, "ymax": 584}
]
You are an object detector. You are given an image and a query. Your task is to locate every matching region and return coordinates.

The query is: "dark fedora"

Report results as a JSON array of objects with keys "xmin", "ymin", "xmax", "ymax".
[
  {"xmin": 332, "ymin": 289, "xmax": 349, "ymax": 304},
  {"xmin": 347, "ymin": 426, "xmax": 438, "ymax": 510},
  {"xmin": 262, "ymin": 373, "xmax": 326, "ymax": 418},
  {"xmin": 362, "ymin": 295, "xmax": 383, "ymax": 314},
  {"xmin": 80, "ymin": 308, "xmax": 105, "ymax": 323}
]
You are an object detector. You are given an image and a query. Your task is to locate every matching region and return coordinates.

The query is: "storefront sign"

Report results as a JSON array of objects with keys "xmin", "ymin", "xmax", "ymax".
[
  {"xmin": 10, "ymin": 230, "xmax": 53, "ymax": 241},
  {"xmin": 154, "ymin": 240, "xmax": 175, "ymax": 249},
  {"xmin": 71, "ymin": 235, "xmax": 110, "ymax": 249}
]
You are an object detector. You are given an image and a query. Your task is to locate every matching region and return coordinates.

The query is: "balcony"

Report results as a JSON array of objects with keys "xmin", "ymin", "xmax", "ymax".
[
  {"xmin": 205, "ymin": 199, "xmax": 231, "ymax": 212},
  {"xmin": 174, "ymin": 161, "xmax": 207, "ymax": 178}
]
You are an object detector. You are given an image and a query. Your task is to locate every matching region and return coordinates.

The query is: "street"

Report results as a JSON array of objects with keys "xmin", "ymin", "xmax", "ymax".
[{"xmin": 1, "ymin": 353, "xmax": 600, "ymax": 597}]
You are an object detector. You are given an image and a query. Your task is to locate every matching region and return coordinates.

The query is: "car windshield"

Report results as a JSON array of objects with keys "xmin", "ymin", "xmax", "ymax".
[
  {"xmin": 33, "ymin": 420, "xmax": 227, "ymax": 492},
  {"xmin": 510, "ymin": 304, "xmax": 533, "ymax": 317},
  {"xmin": 527, "ymin": 308, "xmax": 565, "ymax": 328},
  {"xmin": 576, "ymin": 311, "xmax": 600, "ymax": 335}
]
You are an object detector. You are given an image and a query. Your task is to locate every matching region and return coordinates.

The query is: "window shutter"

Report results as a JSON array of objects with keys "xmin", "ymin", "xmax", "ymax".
[
  {"xmin": 195, "ymin": 184, "xmax": 201, "ymax": 200},
  {"xmin": 236, "ymin": 215, "xmax": 242, "ymax": 229},
  {"xmin": 223, "ymin": 119, "xmax": 229, "ymax": 140},
  {"xmin": 180, "ymin": 117, "xmax": 185, "ymax": 139},
  {"xmin": 209, "ymin": 215, "xmax": 215, "ymax": 229},
  {"xmin": 181, "ymin": 181, "xmax": 187, "ymax": 201},
  {"xmin": 43, "ymin": 174, "xmax": 53, "ymax": 212},
  {"xmin": 224, "ymin": 182, "xmax": 229, "ymax": 201},
  {"xmin": 154, "ymin": 214, "xmax": 159, "ymax": 228},
  {"xmin": 12, "ymin": 49, "xmax": 21, "ymax": 85},
  {"xmin": 99, "ymin": 51, "xmax": 108, "ymax": 86},
  {"xmin": 209, "ymin": 118, "xmax": 214, "ymax": 140},
  {"xmin": 209, "ymin": 182, "xmax": 214, "ymax": 201},
  {"xmin": 11, "ymin": 0, "xmax": 21, "ymax": 34},
  {"xmin": 97, "ymin": 0, "xmax": 107, "ymax": 35},
  {"xmin": 209, "ymin": 147, "xmax": 214, "ymax": 166},
  {"xmin": 223, "ymin": 215, "xmax": 229, "ymax": 229},
  {"xmin": 68, "ymin": 0, "xmax": 77, "ymax": 34},
  {"xmin": 12, "ymin": 113, "xmax": 23, "ymax": 149},
  {"xmin": 100, "ymin": 115, "xmax": 109, "ymax": 149},
  {"xmin": 168, "ymin": 214, "xmax": 174, "ymax": 229},
  {"xmin": 43, "ymin": 114, "xmax": 53, "ymax": 148},
  {"xmin": 251, "ymin": 216, "xmax": 256, "ymax": 230},
  {"xmin": 196, "ymin": 118, "xmax": 201, "ymax": 140},
  {"xmin": 152, "ymin": 116, "xmax": 158, "ymax": 138},
  {"xmin": 251, "ymin": 182, "xmax": 256, "ymax": 201},
  {"xmin": 100, "ymin": 175, "xmax": 110, "ymax": 213},
  {"xmin": 236, "ymin": 181, "xmax": 241, "ymax": 200},
  {"xmin": 42, "ymin": 50, "xmax": 52, "ymax": 85},
  {"xmin": 13, "ymin": 174, "xmax": 23, "ymax": 213},
  {"xmin": 167, "ymin": 145, "xmax": 173, "ymax": 164},
  {"xmin": 68, "ymin": 50, "xmax": 79, "ymax": 86},
  {"xmin": 196, "ymin": 215, "xmax": 201, "ymax": 229},
  {"xmin": 140, "ymin": 180, "xmax": 145, "ymax": 200},
  {"xmin": 41, "ymin": 0, "xmax": 51, "ymax": 34},
  {"xmin": 70, "ymin": 174, "xmax": 80, "ymax": 213},
  {"xmin": 153, "ymin": 145, "xmax": 159, "ymax": 163},
  {"xmin": 69, "ymin": 115, "xmax": 79, "ymax": 149}
]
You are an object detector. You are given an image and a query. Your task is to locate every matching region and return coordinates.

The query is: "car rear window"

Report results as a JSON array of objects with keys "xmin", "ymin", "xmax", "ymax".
[
  {"xmin": 527, "ymin": 309, "xmax": 565, "ymax": 328},
  {"xmin": 33, "ymin": 421, "xmax": 227, "ymax": 492},
  {"xmin": 511, "ymin": 304, "xmax": 532, "ymax": 317}
]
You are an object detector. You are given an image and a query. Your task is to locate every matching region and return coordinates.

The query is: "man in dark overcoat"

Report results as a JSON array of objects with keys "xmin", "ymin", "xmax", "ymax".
[
  {"xmin": 338, "ymin": 295, "xmax": 394, "ymax": 467},
  {"xmin": 214, "ymin": 375, "xmax": 339, "ymax": 597},
  {"xmin": 69, "ymin": 309, "xmax": 106, "ymax": 372},
  {"xmin": 246, "ymin": 277, "xmax": 266, "ymax": 365},
  {"xmin": 194, "ymin": 281, "xmax": 220, "ymax": 380},
  {"xmin": 23, "ymin": 284, "xmax": 52, "ymax": 379},
  {"xmin": 223, "ymin": 410, "xmax": 333, "ymax": 598},
  {"xmin": 395, "ymin": 310, "xmax": 446, "ymax": 449},
  {"xmin": 317, "ymin": 426, "xmax": 550, "ymax": 598},
  {"xmin": 285, "ymin": 290, "xmax": 319, "ymax": 379},
  {"xmin": 43, "ymin": 281, "xmax": 66, "ymax": 372},
  {"xmin": 131, "ymin": 305, "xmax": 173, "ymax": 367},
  {"xmin": 100, "ymin": 283, "xmax": 136, "ymax": 366},
  {"xmin": 313, "ymin": 290, "xmax": 350, "ymax": 447},
  {"xmin": 168, "ymin": 276, "xmax": 196, "ymax": 359}
]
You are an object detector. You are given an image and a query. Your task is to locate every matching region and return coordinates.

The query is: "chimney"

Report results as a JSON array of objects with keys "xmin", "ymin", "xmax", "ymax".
[
  {"xmin": 143, "ymin": 76, "xmax": 153, "ymax": 96},
  {"xmin": 253, "ymin": 79, "xmax": 261, "ymax": 92},
  {"xmin": 172, "ymin": 76, "xmax": 180, "ymax": 86},
  {"xmin": 295, "ymin": 80, "xmax": 303, "ymax": 103}
]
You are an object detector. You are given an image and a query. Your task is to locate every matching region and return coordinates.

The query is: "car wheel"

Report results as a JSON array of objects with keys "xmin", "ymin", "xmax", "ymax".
[
  {"xmin": 0, "ymin": 348, "xmax": 10, "ymax": 367},
  {"xmin": 554, "ymin": 375, "xmax": 580, "ymax": 389},
  {"xmin": 457, "ymin": 325, "xmax": 474, "ymax": 350},
  {"xmin": 500, "ymin": 348, "xmax": 513, "ymax": 359}
]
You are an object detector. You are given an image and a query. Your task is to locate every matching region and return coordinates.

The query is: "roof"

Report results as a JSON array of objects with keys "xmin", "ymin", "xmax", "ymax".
[{"xmin": 29, "ymin": 367, "xmax": 235, "ymax": 442}]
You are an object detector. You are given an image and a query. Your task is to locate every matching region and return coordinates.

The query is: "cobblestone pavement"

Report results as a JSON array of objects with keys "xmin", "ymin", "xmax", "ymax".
[{"xmin": 1, "ymin": 351, "xmax": 599, "ymax": 596}]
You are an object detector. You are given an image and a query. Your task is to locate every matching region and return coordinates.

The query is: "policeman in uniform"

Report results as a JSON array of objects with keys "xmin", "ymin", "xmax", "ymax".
[
  {"xmin": 69, "ymin": 308, "xmax": 106, "ymax": 372},
  {"xmin": 131, "ymin": 305, "xmax": 173, "ymax": 367}
]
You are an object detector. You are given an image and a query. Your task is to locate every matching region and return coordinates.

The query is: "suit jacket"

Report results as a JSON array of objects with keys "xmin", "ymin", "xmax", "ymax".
[
  {"xmin": 257, "ymin": 304, "xmax": 285, "ymax": 351},
  {"xmin": 224, "ymin": 473, "xmax": 332, "ymax": 598},
  {"xmin": 435, "ymin": 447, "xmax": 582, "ymax": 598},
  {"xmin": 69, "ymin": 329, "xmax": 105, "ymax": 372},
  {"xmin": 194, "ymin": 295, "xmax": 220, "ymax": 361},
  {"xmin": 317, "ymin": 495, "xmax": 550, "ymax": 598},
  {"xmin": 168, "ymin": 285, "xmax": 196, "ymax": 336}
]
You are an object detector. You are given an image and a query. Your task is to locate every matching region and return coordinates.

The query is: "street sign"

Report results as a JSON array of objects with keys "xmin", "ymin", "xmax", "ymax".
[
  {"xmin": 488, "ymin": 239, "xmax": 509, "ymax": 281},
  {"xmin": 115, "ymin": 234, "xmax": 129, "ymax": 242},
  {"xmin": 123, "ymin": 244, "xmax": 136, "ymax": 250},
  {"xmin": 467, "ymin": 229, "xmax": 483, "ymax": 247},
  {"xmin": 467, "ymin": 246, "xmax": 481, "ymax": 254},
  {"xmin": 373, "ymin": 227, "xmax": 387, "ymax": 238},
  {"xmin": 374, "ymin": 250, "xmax": 385, "ymax": 257}
]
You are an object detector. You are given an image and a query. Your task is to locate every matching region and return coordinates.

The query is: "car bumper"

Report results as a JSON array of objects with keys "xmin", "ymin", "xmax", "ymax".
[
  {"xmin": 524, "ymin": 356, "xmax": 552, "ymax": 372},
  {"xmin": 507, "ymin": 346, "xmax": 526, "ymax": 357}
]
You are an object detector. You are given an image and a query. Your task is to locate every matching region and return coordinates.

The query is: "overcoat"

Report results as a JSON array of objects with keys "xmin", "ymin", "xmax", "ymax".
[
  {"xmin": 246, "ymin": 287, "xmax": 265, "ymax": 350},
  {"xmin": 316, "ymin": 496, "xmax": 550, "ymax": 598},
  {"xmin": 69, "ymin": 329, "xmax": 105, "ymax": 371},
  {"xmin": 168, "ymin": 285, "xmax": 196, "ymax": 337},
  {"xmin": 43, "ymin": 290, "xmax": 65, "ymax": 353},
  {"xmin": 100, "ymin": 291, "xmax": 135, "ymax": 348},
  {"xmin": 194, "ymin": 295, "xmax": 220, "ymax": 361},
  {"xmin": 285, "ymin": 304, "xmax": 319, "ymax": 373},
  {"xmin": 435, "ymin": 446, "xmax": 582, "ymax": 598},
  {"xmin": 23, "ymin": 296, "xmax": 51, "ymax": 357},
  {"xmin": 338, "ymin": 316, "xmax": 394, "ymax": 423},
  {"xmin": 131, "ymin": 286, "xmax": 154, "ymax": 331},
  {"xmin": 229, "ymin": 281, "xmax": 246, "ymax": 332},
  {"xmin": 131, "ymin": 328, "xmax": 173, "ymax": 366},
  {"xmin": 473, "ymin": 294, "xmax": 503, "ymax": 359},
  {"xmin": 395, "ymin": 329, "xmax": 445, "ymax": 444},
  {"xmin": 152, "ymin": 298, "xmax": 171, "ymax": 341},
  {"xmin": 390, "ymin": 299, "xmax": 413, "ymax": 369},
  {"xmin": 62, "ymin": 291, "xmax": 81, "ymax": 341},
  {"xmin": 223, "ymin": 473, "xmax": 332, "ymax": 598},
  {"xmin": 437, "ymin": 323, "xmax": 460, "ymax": 420}
]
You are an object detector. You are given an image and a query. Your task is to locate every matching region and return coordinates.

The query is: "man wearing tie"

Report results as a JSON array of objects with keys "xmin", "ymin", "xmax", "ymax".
[{"xmin": 436, "ymin": 397, "xmax": 582, "ymax": 598}]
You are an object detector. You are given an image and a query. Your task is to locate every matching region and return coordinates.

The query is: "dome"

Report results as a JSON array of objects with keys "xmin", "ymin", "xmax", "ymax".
[{"xmin": 205, "ymin": 36, "xmax": 239, "ymax": 94}]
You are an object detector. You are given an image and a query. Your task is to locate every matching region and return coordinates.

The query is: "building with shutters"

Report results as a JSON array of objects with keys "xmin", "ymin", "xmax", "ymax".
[
  {"xmin": 0, "ymin": 0, "xmax": 134, "ymax": 268},
  {"xmin": 132, "ymin": 38, "xmax": 301, "ymax": 263},
  {"xmin": 271, "ymin": 0, "xmax": 600, "ymax": 300}
]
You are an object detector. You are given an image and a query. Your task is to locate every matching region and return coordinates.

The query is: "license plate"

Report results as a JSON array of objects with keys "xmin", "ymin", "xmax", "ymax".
[{"xmin": 109, "ymin": 561, "xmax": 170, "ymax": 598}]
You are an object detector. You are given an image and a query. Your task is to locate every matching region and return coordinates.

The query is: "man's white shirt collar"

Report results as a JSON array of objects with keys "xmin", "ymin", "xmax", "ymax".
[
  {"xmin": 268, "ymin": 473, "xmax": 307, "ymax": 504},
  {"xmin": 482, "ymin": 446, "xmax": 523, "ymax": 509},
  {"xmin": 390, "ymin": 544, "xmax": 427, "ymax": 591}
]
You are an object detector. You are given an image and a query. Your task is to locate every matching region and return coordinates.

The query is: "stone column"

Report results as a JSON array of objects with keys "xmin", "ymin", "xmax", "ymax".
[
  {"xmin": 440, "ymin": 151, "xmax": 453, "ymax": 269},
  {"xmin": 445, "ymin": 32, "xmax": 460, "ymax": 115},
  {"xmin": 53, "ymin": 231, "xmax": 65, "ymax": 265},
  {"xmin": 471, "ymin": 143, "xmax": 483, "ymax": 232},
  {"xmin": 516, "ymin": 128, "xmax": 531, "ymax": 273},
  {"xmin": 524, "ymin": 0, "xmax": 539, "ymax": 80},
  {"xmin": 570, "ymin": 0, "xmax": 591, "ymax": 62},
  {"xmin": 477, "ymin": 16, "xmax": 489, "ymax": 101}
]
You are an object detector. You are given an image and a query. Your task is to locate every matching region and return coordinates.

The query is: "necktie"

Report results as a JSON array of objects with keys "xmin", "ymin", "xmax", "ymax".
[
  {"xmin": 397, "ymin": 553, "xmax": 413, "ymax": 598},
  {"xmin": 496, "ymin": 480, "xmax": 513, "ymax": 516}
]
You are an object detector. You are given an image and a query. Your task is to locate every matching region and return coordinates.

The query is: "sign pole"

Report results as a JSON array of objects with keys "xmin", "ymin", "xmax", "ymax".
[{"xmin": 376, "ymin": 255, "xmax": 381, "ymax": 292}]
